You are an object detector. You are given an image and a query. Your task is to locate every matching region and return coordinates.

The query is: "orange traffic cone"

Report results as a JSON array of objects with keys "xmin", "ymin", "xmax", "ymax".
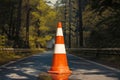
[{"xmin": 48, "ymin": 22, "xmax": 72, "ymax": 74}]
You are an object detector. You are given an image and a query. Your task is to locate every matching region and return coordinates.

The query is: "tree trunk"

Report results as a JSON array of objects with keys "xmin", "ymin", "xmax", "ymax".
[
  {"xmin": 14, "ymin": 0, "xmax": 22, "ymax": 48},
  {"xmin": 78, "ymin": 0, "xmax": 83, "ymax": 47},
  {"xmin": 68, "ymin": 0, "xmax": 72, "ymax": 48},
  {"xmin": 25, "ymin": 0, "xmax": 30, "ymax": 48},
  {"xmin": 9, "ymin": 1, "xmax": 14, "ymax": 40}
]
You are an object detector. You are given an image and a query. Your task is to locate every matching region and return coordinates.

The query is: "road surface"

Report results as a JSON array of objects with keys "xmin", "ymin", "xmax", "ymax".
[{"xmin": 0, "ymin": 51, "xmax": 120, "ymax": 80}]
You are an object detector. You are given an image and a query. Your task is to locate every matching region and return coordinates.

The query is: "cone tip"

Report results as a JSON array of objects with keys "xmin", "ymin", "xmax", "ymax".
[{"xmin": 57, "ymin": 22, "xmax": 62, "ymax": 28}]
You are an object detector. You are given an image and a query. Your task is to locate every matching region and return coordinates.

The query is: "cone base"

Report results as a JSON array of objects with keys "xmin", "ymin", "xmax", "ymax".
[
  {"xmin": 48, "ymin": 70, "xmax": 72, "ymax": 74},
  {"xmin": 49, "ymin": 73, "xmax": 71, "ymax": 80},
  {"xmin": 48, "ymin": 67, "xmax": 72, "ymax": 74}
]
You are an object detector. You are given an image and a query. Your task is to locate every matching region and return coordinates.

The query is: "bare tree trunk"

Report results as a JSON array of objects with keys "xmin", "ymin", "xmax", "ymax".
[
  {"xmin": 78, "ymin": 0, "xmax": 83, "ymax": 47},
  {"xmin": 15, "ymin": 0, "xmax": 22, "ymax": 48},
  {"xmin": 9, "ymin": 0, "xmax": 14, "ymax": 39},
  {"xmin": 68, "ymin": 0, "xmax": 72, "ymax": 48},
  {"xmin": 25, "ymin": 0, "xmax": 30, "ymax": 48}
]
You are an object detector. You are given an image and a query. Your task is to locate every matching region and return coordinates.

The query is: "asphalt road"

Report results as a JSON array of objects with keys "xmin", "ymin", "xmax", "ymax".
[{"xmin": 0, "ymin": 51, "xmax": 120, "ymax": 80}]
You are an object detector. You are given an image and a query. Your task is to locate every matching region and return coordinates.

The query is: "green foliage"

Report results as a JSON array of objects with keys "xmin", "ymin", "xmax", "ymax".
[
  {"xmin": 29, "ymin": 0, "xmax": 57, "ymax": 48},
  {"xmin": 29, "ymin": 35, "xmax": 52, "ymax": 48},
  {"xmin": 0, "ymin": 0, "xmax": 57, "ymax": 48},
  {"xmin": 83, "ymin": 0, "xmax": 120, "ymax": 48},
  {"xmin": 0, "ymin": 49, "xmax": 45, "ymax": 65},
  {"xmin": 0, "ymin": 35, "xmax": 7, "ymax": 48}
]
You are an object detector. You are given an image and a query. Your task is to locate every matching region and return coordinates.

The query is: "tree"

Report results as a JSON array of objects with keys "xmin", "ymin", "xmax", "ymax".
[
  {"xmin": 83, "ymin": 0, "xmax": 120, "ymax": 48},
  {"xmin": 0, "ymin": 0, "xmax": 57, "ymax": 48}
]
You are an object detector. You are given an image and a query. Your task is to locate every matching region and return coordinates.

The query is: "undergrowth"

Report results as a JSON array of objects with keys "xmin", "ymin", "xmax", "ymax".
[
  {"xmin": 0, "ymin": 48, "xmax": 45, "ymax": 65},
  {"xmin": 68, "ymin": 49, "xmax": 120, "ymax": 69}
]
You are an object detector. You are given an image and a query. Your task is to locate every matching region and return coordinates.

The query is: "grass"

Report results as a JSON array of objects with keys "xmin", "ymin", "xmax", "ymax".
[{"xmin": 0, "ymin": 48, "xmax": 45, "ymax": 65}]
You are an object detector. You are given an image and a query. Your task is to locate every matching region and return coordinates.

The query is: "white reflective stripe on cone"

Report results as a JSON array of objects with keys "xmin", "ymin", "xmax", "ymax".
[
  {"xmin": 56, "ymin": 28, "xmax": 63, "ymax": 36},
  {"xmin": 54, "ymin": 44, "xmax": 66, "ymax": 54}
]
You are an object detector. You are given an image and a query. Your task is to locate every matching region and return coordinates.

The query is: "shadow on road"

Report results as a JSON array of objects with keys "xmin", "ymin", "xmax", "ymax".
[
  {"xmin": 0, "ymin": 52, "xmax": 52, "ymax": 80},
  {"xmin": 68, "ymin": 54, "xmax": 120, "ymax": 80},
  {"xmin": 0, "ymin": 51, "xmax": 120, "ymax": 80}
]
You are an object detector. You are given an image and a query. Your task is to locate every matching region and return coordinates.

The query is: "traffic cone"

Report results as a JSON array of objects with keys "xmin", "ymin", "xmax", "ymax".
[{"xmin": 48, "ymin": 22, "xmax": 72, "ymax": 74}]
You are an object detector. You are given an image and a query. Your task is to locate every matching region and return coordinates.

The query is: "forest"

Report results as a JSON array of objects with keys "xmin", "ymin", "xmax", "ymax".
[
  {"xmin": 0, "ymin": 0, "xmax": 57, "ymax": 48},
  {"xmin": 83, "ymin": 0, "xmax": 120, "ymax": 48},
  {"xmin": 0, "ymin": 0, "xmax": 120, "ymax": 48},
  {"xmin": 0, "ymin": 0, "xmax": 120, "ymax": 69},
  {"xmin": 60, "ymin": 0, "xmax": 120, "ymax": 48}
]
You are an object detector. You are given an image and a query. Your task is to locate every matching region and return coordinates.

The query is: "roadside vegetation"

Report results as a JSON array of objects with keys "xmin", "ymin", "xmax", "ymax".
[
  {"xmin": 0, "ymin": 48, "xmax": 45, "ymax": 65},
  {"xmin": 0, "ymin": 0, "xmax": 57, "ymax": 65},
  {"xmin": 68, "ymin": 49, "xmax": 120, "ymax": 69}
]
